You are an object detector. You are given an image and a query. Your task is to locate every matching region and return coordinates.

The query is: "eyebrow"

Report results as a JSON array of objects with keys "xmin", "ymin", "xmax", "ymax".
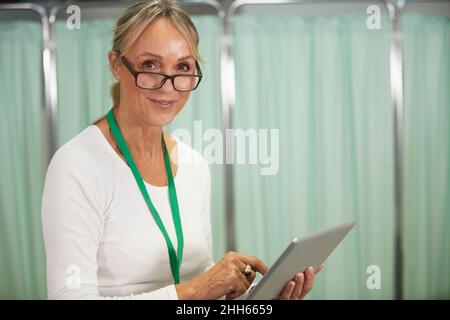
[{"xmin": 138, "ymin": 51, "xmax": 195, "ymax": 62}]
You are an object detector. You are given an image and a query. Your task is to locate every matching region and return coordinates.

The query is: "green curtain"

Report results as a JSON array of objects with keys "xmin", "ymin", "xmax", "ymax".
[
  {"xmin": 0, "ymin": 21, "xmax": 47, "ymax": 299},
  {"xmin": 55, "ymin": 19, "xmax": 116, "ymax": 146},
  {"xmin": 0, "ymin": 13, "xmax": 448, "ymax": 300},
  {"xmin": 54, "ymin": 16, "xmax": 226, "ymax": 261},
  {"xmin": 402, "ymin": 13, "xmax": 450, "ymax": 299},
  {"xmin": 233, "ymin": 14, "xmax": 394, "ymax": 299},
  {"xmin": 233, "ymin": 12, "xmax": 449, "ymax": 299}
]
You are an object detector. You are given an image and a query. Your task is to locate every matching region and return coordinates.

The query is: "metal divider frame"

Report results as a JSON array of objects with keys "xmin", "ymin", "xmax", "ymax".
[{"xmin": 0, "ymin": 3, "xmax": 55, "ymax": 164}]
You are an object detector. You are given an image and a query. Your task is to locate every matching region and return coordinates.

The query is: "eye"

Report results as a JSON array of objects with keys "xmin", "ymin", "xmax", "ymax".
[
  {"xmin": 141, "ymin": 60, "xmax": 157, "ymax": 70},
  {"xmin": 178, "ymin": 63, "xmax": 191, "ymax": 72}
]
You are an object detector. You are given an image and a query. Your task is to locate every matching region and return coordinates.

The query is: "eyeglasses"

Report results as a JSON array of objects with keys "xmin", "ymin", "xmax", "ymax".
[{"xmin": 120, "ymin": 56, "xmax": 202, "ymax": 92}]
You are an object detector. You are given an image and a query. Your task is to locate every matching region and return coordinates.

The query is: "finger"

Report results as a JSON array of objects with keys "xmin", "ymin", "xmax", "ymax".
[
  {"xmin": 290, "ymin": 273, "xmax": 304, "ymax": 300},
  {"xmin": 235, "ymin": 266, "xmax": 253, "ymax": 289},
  {"xmin": 225, "ymin": 280, "xmax": 247, "ymax": 300},
  {"xmin": 226, "ymin": 272, "xmax": 249, "ymax": 300},
  {"xmin": 226, "ymin": 283, "xmax": 247, "ymax": 300},
  {"xmin": 315, "ymin": 264, "xmax": 324, "ymax": 274},
  {"xmin": 279, "ymin": 280, "xmax": 296, "ymax": 300},
  {"xmin": 236, "ymin": 261, "xmax": 257, "ymax": 283},
  {"xmin": 238, "ymin": 255, "xmax": 269, "ymax": 275},
  {"xmin": 299, "ymin": 267, "xmax": 315, "ymax": 300},
  {"xmin": 247, "ymin": 270, "xmax": 257, "ymax": 283},
  {"xmin": 238, "ymin": 261, "xmax": 251, "ymax": 275}
]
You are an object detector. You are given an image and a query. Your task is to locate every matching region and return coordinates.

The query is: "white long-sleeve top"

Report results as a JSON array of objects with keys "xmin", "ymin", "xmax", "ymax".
[{"xmin": 41, "ymin": 125, "xmax": 214, "ymax": 300}]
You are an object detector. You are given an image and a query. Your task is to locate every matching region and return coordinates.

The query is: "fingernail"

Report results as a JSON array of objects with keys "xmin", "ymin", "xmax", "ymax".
[
  {"xmin": 309, "ymin": 266, "xmax": 314, "ymax": 273},
  {"xmin": 290, "ymin": 281, "xmax": 295, "ymax": 288}
]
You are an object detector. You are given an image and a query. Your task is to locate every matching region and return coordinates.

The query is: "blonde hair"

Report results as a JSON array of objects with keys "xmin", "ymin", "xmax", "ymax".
[{"xmin": 110, "ymin": 0, "xmax": 202, "ymax": 108}]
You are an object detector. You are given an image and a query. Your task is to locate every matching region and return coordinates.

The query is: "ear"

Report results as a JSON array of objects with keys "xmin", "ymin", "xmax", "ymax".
[{"xmin": 108, "ymin": 50, "xmax": 121, "ymax": 81}]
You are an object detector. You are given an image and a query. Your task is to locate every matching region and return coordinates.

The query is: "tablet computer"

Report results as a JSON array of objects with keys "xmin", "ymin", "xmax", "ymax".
[{"xmin": 244, "ymin": 220, "xmax": 356, "ymax": 300}]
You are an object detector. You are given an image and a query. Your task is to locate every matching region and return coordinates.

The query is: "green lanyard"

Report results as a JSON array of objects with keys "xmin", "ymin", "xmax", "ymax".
[{"xmin": 106, "ymin": 108, "xmax": 184, "ymax": 284}]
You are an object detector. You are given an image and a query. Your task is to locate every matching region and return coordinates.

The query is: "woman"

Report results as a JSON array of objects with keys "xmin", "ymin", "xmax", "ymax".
[{"xmin": 41, "ymin": 0, "xmax": 320, "ymax": 300}]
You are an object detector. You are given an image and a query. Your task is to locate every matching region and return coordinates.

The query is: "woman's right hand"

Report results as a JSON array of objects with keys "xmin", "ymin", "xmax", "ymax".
[{"xmin": 175, "ymin": 251, "xmax": 268, "ymax": 300}]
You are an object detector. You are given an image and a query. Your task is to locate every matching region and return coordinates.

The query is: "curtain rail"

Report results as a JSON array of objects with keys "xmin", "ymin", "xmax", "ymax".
[
  {"xmin": 0, "ymin": 3, "xmax": 57, "ymax": 165},
  {"xmin": 49, "ymin": 0, "xmax": 225, "ymax": 23}
]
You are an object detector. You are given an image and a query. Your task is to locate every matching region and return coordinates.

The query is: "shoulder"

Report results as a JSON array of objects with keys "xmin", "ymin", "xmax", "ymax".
[
  {"xmin": 49, "ymin": 126, "xmax": 99, "ymax": 167},
  {"xmin": 43, "ymin": 126, "xmax": 109, "ymax": 209},
  {"xmin": 46, "ymin": 126, "xmax": 105, "ymax": 186},
  {"xmin": 42, "ymin": 127, "xmax": 108, "ymax": 214}
]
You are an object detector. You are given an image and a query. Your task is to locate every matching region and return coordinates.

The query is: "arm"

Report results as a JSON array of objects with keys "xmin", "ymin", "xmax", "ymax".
[{"xmin": 41, "ymin": 146, "xmax": 178, "ymax": 300}]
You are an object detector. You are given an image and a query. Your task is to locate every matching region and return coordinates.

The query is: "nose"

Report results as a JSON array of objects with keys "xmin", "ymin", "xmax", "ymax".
[{"xmin": 159, "ymin": 76, "xmax": 176, "ymax": 92}]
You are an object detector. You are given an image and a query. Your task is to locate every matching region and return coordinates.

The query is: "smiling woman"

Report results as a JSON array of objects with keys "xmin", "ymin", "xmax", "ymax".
[{"xmin": 41, "ymin": 0, "xmax": 319, "ymax": 300}]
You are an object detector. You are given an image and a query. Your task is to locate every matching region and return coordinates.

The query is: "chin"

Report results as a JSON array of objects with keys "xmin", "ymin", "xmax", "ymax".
[
  {"xmin": 146, "ymin": 103, "xmax": 178, "ymax": 125},
  {"xmin": 155, "ymin": 116, "xmax": 176, "ymax": 127}
]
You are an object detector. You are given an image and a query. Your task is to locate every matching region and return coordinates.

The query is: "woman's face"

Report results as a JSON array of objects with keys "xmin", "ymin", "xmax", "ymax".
[{"xmin": 110, "ymin": 17, "xmax": 196, "ymax": 127}]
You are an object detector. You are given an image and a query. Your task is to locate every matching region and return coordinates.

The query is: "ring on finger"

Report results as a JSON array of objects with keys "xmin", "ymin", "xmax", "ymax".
[{"xmin": 243, "ymin": 264, "xmax": 253, "ymax": 277}]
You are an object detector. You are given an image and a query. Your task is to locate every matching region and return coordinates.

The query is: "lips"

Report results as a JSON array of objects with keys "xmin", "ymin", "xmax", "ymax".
[{"xmin": 148, "ymin": 98, "xmax": 176, "ymax": 109}]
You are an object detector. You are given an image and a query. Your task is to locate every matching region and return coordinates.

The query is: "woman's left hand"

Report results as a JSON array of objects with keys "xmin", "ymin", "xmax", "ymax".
[{"xmin": 276, "ymin": 265, "xmax": 323, "ymax": 300}]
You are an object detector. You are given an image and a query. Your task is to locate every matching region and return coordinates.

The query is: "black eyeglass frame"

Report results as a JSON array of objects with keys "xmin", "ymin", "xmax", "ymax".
[{"xmin": 120, "ymin": 55, "xmax": 203, "ymax": 92}]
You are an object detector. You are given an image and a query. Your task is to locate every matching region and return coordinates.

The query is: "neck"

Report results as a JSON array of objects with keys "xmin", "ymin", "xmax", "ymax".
[{"xmin": 113, "ymin": 105, "xmax": 164, "ymax": 159}]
